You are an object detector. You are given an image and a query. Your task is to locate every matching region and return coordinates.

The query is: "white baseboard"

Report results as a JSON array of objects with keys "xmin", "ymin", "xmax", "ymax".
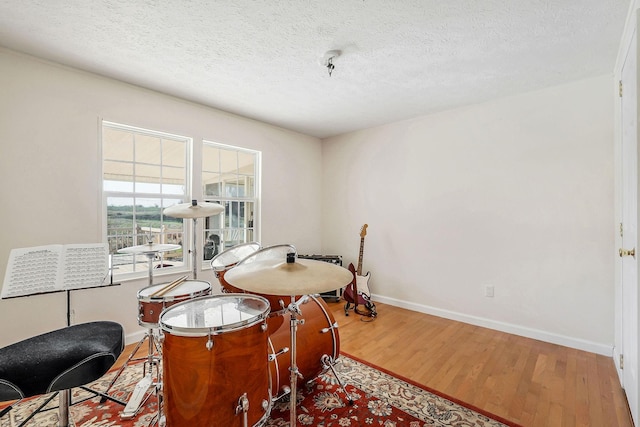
[
  {"xmin": 372, "ymin": 294, "xmax": 614, "ymax": 357},
  {"xmin": 124, "ymin": 295, "xmax": 614, "ymax": 357},
  {"xmin": 125, "ymin": 328, "xmax": 149, "ymax": 346}
]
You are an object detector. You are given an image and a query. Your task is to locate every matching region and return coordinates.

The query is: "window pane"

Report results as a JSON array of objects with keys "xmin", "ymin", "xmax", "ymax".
[
  {"xmin": 202, "ymin": 141, "xmax": 259, "ymax": 271},
  {"xmin": 103, "ymin": 122, "xmax": 189, "ymax": 278},
  {"xmin": 203, "ymin": 173, "xmax": 221, "ymax": 196},
  {"xmin": 224, "ymin": 179, "xmax": 240, "ymax": 197},
  {"xmin": 136, "ymin": 134, "xmax": 161, "ymax": 164},
  {"xmin": 163, "ymin": 182, "xmax": 186, "ymax": 195},
  {"xmin": 103, "ymin": 161, "xmax": 133, "ymax": 188},
  {"xmin": 163, "ymin": 139, "xmax": 185, "ymax": 168},
  {"xmin": 103, "ymin": 128, "xmax": 133, "ymax": 161},
  {"xmin": 238, "ymin": 151, "xmax": 254, "ymax": 175},
  {"xmin": 202, "ymin": 145, "xmax": 220, "ymax": 173},
  {"xmin": 104, "ymin": 180, "xmax": 134, "ymax": 192},
  {"xmin": 245, "ymin": 176, "xmax": 255, "ymax": 198},
  {"xmin": 246, "ymin": 202, "xmax": 255, "ymax": 228},
  {"xmin": 136, "ymin": 164, "xmax": 162, "ymax": 193},
  {"xmin": 205, "ymin": 210, "xmax": 223, "ymax": 229},
  {"xmin": 135, "ymin": 198, "xmax": 162, "ymax": 231},
  {"xmin": 220, "ymin": 149, "xmax": 238, "ymax": 174},
  {"xmin": 163, "ymin": 165, "xmax": 186, "ymax": 187},
  {"xmin": 203, "ymin": 231, "xmax": 220, "ymax": 260}
]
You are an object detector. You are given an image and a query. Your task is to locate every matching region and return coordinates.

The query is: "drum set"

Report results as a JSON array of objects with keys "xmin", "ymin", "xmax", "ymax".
[{"xmin": 110, "ymin": 202, "xmax": 354, "ymax": 426}]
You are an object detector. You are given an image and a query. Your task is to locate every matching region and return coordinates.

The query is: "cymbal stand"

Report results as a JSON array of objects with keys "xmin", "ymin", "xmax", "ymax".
[
  {"xmin": 320, "ymin": 355, "xmax": 355, "ymax": 405},
  {"xmin": 190, "ymin": 216, "xmax": 199, "ymax": 279},
  {"xmin": 285, "ymin": 295, "xmax": 305, "ymax": 426},
  {"xmin": 103, "ymin": 259, "xmax": 161, "ymax": 420},
  {"xmin": 144, "ymin": 252, "xmax": 156, "ymax": 286}
]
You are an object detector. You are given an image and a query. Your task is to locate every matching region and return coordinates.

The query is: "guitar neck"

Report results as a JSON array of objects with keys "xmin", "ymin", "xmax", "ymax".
[{"xmin": 357, "ymin": 237, "xmax": 364, "ymax": 275}]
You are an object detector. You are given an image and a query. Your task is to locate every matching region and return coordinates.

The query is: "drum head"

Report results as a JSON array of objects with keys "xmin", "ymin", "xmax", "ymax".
[
  {"xmin": 138, "ymin": 280, "xmax": 211, "ymax": 300},
  {"xmin": 235, "ymin": 244, "xmax": 296, "ymax": 266},
  {"xmin": 160, "ymin": 294, "xmax": 270, "ymax": 336},
  {"xmin": 210, "ymin": 242, "xmax": 261, "ymax": 271}
]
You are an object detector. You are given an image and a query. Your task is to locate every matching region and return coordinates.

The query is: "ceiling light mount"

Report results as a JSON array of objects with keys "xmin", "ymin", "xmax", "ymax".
[{"xmin": 321, "ymin": 50, "xmax": 341, "ymax": 77}]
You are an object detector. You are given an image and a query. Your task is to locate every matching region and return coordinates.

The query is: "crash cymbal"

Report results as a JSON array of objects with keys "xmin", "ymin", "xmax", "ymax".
[
  {"xmin": 223, "ymin": 257, "xmax": 353, "ymax": 296},
  {"xmin": 118, "ymin": 242, "xmax": 181, "ymax": 254},
  {"xmin": 163, "ymin": 200, "xmax": 224, "ymax": 219}
]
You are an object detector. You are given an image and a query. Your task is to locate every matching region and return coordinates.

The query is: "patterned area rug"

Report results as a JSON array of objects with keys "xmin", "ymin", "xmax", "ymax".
[{"xmin": 0, "ymin": 354, "xmax": 519, "ymax": 426}]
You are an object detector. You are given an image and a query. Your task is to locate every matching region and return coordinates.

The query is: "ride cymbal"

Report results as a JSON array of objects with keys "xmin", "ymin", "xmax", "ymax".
[
  {"xmin": 163, "ymin": 201, "xmax": 224, "ymax": 219},
  {"xmin": 223, "ymin": 257, "xmax": 353, "ymax": 296},
  {"xmin": 118, "ymin": 243, "xmax": 181, "ymax": 254}
]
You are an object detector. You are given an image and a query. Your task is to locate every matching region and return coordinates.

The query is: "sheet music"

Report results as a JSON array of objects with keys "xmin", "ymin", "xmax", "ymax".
[
  {"xmin": 62, "ymin": 244, "xmax": 109, "ymax": 290},
  {"xmin": 2, "ymin": 243, "xmax": 109, "ymax": 299}
]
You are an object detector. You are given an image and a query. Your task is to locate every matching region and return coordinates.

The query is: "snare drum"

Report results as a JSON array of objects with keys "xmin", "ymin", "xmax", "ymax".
[
  {"xmin": 137, "ymin": 280, "xmax": 211, "ymax": 328},
  {"xmin": 160, "ymin": 294, "xmax": 272, "ymax": 427},
  {"xmin": 267, "ymin": 295, "xmax": 340, "ymax": 398}
]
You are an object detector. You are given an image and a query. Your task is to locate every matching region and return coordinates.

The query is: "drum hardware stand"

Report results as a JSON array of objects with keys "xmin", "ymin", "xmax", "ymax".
[
  {"xmin": 100, "ymin": 251, "xmax": 160, "ymax": 408},
  {"xmin": 283, "ymin": 292, "xmax": 316, "ymax": 426},
  {"xmin": 317, "ymin": 320, "xmax": 354, "ymax": 403},
  {"xmin": 144, "ymin": 251, "xmax": 158, "ymax": 287},
  {"xmin": 104, "ymin": 327, "xmax": 162, "ymax": 420},
  {"xmin": 320, "ymin": 355, "xmax": 355, "ymax": 404},
  {"xmin": 235, "ymin": 393, "xmax": 249, "ymax": 427},
  {"xmin": 163, "ymin": 200, "xmax": 225, "ymax": 281}
]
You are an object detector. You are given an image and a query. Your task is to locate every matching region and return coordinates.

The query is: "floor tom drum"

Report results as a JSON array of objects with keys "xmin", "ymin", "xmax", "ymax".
[{"xmin": 160, "ymin": 294, "xmax": 272, "ymax": 427}]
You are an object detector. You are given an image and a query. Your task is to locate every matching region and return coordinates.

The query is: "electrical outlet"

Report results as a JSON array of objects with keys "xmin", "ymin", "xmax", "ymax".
[{"xmin": 484, "ymin": 285, "xmax": 494, "ymax": 298}]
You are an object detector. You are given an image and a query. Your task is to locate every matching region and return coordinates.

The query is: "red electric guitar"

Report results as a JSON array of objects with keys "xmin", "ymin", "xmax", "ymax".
[{"xmin": 344, "ymin": 224, "xmax": 377, "ymax": 318}]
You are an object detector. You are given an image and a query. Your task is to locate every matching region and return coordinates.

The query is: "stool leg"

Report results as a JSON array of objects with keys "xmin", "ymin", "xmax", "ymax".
[
  {"xmin": 16, "ymin": 393, "xmax": 58, "ymax": 427},
  {"xmin": 59, "ymin": 389, "xmax": 71, "ymax": 427}
]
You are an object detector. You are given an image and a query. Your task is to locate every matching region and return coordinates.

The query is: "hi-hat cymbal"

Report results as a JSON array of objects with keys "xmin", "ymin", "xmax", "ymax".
[
  {"xmin": 163, "ymin": 201, "xmax": 224, "ymax": 219},
  {"xmin": 223, "ymin": 258, "xmax": 353, "ymax": 296},
  {"xmin": 118, "ymin": 243, "xmax": 181, "ymax": 254}
]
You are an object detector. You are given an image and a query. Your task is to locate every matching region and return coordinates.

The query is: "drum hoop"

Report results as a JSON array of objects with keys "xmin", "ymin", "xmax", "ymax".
[
  {"xmin": 210, "ymin": 242, "xmax": 262, "ymax": 271},
  {"xmin": 137, "ymin": 280, "xmax": 212, "ymax": 302},
  {"xmin": 310, "ymin": 294, "xmax": 339, "ymax": 359},
  {"xmin": 235, "ymin": 244, "xmax": 297, "ymax": 267},
  {"xmin": 159, "ymin": 293, "xmax": 270, "ymax": 337}
]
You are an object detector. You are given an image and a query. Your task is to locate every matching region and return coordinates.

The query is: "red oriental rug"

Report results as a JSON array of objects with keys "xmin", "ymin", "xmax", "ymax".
[{"xmin": 0, "ymin": 353, "xmax": 519, "ymax": 427}]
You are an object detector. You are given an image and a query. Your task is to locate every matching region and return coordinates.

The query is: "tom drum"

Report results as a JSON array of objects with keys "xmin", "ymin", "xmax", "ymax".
[{"xmin": 137, "ymin": 279, "xmax": 211, "ymax": 328}]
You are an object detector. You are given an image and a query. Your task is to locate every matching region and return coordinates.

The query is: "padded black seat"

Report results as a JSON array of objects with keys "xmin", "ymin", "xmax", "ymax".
[{"xmin": 0, "ymin": 321, "xmax": 124, "ymax": 425}]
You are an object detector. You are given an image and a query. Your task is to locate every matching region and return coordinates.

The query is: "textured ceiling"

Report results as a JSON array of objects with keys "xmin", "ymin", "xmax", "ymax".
[{"xmin": 0, "ymin": 0, "xmax": 630, "ymax": 138}]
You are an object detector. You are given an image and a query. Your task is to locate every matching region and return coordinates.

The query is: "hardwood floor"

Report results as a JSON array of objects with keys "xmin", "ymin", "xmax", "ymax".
[
  {"xmin": 117, "ymin": 300, "xmax": 632, "ymax": 426},
  {"xmin": 328, "ymin": 301, "xmax": 633, "ymax": 427}
]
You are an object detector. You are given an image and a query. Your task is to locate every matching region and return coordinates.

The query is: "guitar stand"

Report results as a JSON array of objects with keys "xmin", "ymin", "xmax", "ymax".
[{"xmin": 344, "ymin": 296, "xmax": 377, "ymax": 321}]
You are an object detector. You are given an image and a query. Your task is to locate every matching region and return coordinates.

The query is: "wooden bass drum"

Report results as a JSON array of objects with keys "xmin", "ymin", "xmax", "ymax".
[{"xmin": 267, "ymin": 294, "xmax": 340, "ymax": 399}]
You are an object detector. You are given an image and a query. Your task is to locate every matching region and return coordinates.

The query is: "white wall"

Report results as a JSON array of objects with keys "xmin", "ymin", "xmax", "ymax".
[
  {"xmin": 322, "ymin": 75, "xmax": 615, "ymax": 354},
  {"xmin": 0, "ymin": 48, "xmax": 323, "ymax": 347},
  {"xmin": 0, "ymin": 47, "xmax": 617, "ymax": 355}
]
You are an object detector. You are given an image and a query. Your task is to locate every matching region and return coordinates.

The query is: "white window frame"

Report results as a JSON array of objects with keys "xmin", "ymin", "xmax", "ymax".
[
  {"xmin": 101, "ymin": 120, "xmax": 192, "ymax": 282},
  {"xmin": 201, "ymin": 140, "xmax": 261, "ymax": 271}
]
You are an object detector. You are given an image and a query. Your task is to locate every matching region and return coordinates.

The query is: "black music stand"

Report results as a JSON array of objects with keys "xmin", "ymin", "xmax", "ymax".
[{"xmin": 1, "ymin": 244, "xmax": 126, "ymax": 426}]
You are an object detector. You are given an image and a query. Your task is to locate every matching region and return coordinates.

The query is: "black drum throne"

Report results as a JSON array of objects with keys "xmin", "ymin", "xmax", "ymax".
[{"xmin": 0, "ymin": 321, "xmax": 125, "ymax": 427}]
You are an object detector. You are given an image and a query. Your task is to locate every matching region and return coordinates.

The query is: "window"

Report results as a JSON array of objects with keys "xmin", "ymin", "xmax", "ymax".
[
  {"xmin": 202, "ymin": 141, "xmax": 259, "ymax": 267},
  {"xmin": 102, "ymin": 121, "xmax": 190, "ymax": 279}
]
